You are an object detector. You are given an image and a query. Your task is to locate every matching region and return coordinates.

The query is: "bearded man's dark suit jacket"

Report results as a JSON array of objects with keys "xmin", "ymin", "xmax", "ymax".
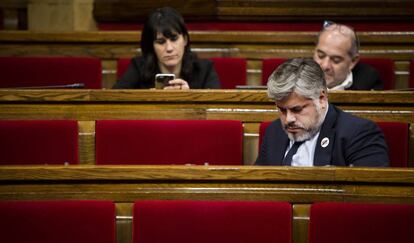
[
  {"xmin": 349, "ymin": 62, "xmax": 383, "ymax": 90},
  {"xmin": 255, "ymin": 104, "xmax": 389, "ymax": 167}
]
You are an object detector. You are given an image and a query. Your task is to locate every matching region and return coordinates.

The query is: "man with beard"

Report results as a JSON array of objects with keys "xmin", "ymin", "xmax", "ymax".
[{"xmin": 255, "ymin": 58, "xmax": 388, "ymax": 167}]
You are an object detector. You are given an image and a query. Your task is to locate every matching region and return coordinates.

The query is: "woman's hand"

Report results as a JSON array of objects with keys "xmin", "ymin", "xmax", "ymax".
[{"xmin": 164, "ymin": 79, "xmax": 190, "ymax": 90}]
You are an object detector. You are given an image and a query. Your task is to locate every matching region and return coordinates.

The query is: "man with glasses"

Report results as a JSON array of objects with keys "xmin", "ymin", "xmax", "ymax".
[
  {"xmin": 255, "ymin": 58, "xmax": 388, "ymax": 167},
  {"xmin": 313, "ymin": 21, "xmax": 383, "ymax": 90}
]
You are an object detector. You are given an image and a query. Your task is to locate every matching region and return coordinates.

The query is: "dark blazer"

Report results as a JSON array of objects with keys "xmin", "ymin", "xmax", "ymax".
[
  {"xmin": 349, "ymin": 62, "xmax": 383, "ymax": 90},
  {"xmin": 256, "ymin": 104, "xmax": 389, "ymax": 167},
  {"xmin": 112, "ymin": 57, "xmax": 220, "ymax": 89}
]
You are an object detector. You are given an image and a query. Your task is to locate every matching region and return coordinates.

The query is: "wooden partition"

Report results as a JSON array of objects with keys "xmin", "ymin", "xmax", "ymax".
[
  {"xmin": 0, "ymin": 89, "xmax": 413, "ymax": 165},
  {"xmin": 0, "ymin": 30, "xmax": 413, "ymax": 89},
  {"xmin": 1, "ymin": 165, "xmax": 414, "ymax": 243}
]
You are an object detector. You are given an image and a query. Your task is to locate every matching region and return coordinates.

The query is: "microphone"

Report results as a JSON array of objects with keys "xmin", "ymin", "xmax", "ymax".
[{"xmin": 8, "ymin": 83, "xmax": 85, "ymax": 89}]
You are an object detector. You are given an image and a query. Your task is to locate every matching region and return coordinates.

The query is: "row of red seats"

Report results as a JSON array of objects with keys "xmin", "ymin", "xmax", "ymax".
[
  {"xmin": 0, "ymin": 119, "xmax": 409, "ymax": 167},
  {"xmin": 1, "ymin": 56, "xmax": 413, "ymax": 89},
  {"xmin": 1, "ymin": 200, "xmax": 414, "ymax": 243}
]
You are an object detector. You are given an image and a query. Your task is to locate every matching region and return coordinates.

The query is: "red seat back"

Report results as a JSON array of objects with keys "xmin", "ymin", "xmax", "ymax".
[
  {"xmin": 0, "ymin": 56, "xmax": 102, "ymax": 89},
  {"xmin": 308, "ymin": 202, "xmax": 414, "ymax": 243},
  {"xmin": 210, "ymin": 57, "xmax": 247, "ymax": 89},
  {"xmin": 95, "ymin": 120, "xmax": 243, "ymax": 165},
  {"xmin": 261, "ymin": 58, "xmax": 287, "ymax": 85},
  {"xmin": 133, "ymin": 200, "xmax": 291, "ymax": 243},
  {"xmin": 117, "ymin": 58, "xmax": 131, "ymax": 80},
  {"xmin": 0, "ymin": 120, "xmax": 79, "ymax": 165},
  {"xmin": 259, "ymin": 121, "xmax": 408, "ymax": 167},
  {"xmin": 0, "ymin": 200, "xmax": 116, "ymax": 243},
  {"xmin": 376, "ymin": 122, "xmax": 409, "ymax": 167},
  {"xmin": 360, "ymin": 57, "xmax": 395, "ymax": 90}
]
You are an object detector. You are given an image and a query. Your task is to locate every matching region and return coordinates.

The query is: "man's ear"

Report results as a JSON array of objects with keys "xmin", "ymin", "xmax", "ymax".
[
  {"xmin": 319, "ymin": 90, "xmax": 328, "ymax": 109},
  {"xmin": 349, "ymin": 54, "xmax": 360, "ymax": 71}
]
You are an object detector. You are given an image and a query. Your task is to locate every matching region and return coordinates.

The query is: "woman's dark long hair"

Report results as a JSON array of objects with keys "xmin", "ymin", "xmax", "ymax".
[{"xmin": 140, "ymin": 7, "xmax": 196, "ymax": 84}]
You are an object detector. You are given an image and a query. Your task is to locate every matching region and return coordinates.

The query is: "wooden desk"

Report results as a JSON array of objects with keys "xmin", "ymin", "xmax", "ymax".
[
  {"xmin": 0, "ymin": 89, "xmax": 413, "ymax": 165},
  {"xmin": 1, "ymin": 165, "xmax": 414, "ymax": 243}
]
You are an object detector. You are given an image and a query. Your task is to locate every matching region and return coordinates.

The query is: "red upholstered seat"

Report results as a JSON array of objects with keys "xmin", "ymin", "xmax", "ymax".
[
  {"xmin": 0, "ymin": 200, "xmax": 115, "ymax": 243},
  {"xmin": 117, "ymin": 58, "xmax": 131, "ymax": 80},
  {"xmin": 308, "ymin": 202, "xmax": 414, "ymax": 243},
  {"xmin": 409, "ymin": 59, "xmax": 414, "ymax": 88},
  {"xmin": 133, "ymin": 200, "xmax": 292, "ymax": 243},
  {"xmin": 259, "ymin": 121, "xmax": 408, "ymax": 167},
  {"xmin": 261, "ymin": 58, "xmax": 287, "ymax": 85},
  {"xmin": 359, "ymin": 57, "xmax": 395, "ymax": 90},
  {"xmin": 0, "ymin": 56, "xmax": 102, "ymax": 89},
  {"xmin": 210, "ymin": 57, "xmax": 247, "ymax": 89},
  {"xmin": 95, "ymin": 120, "xmax": 243, "ymax": 165},
  {"xmin": 0, "ymin": 120, "xmax": 79, "ymax": 165},
  {"xmin": 376, "ymin": 122, "xmax": 409, "ymax": 167}
]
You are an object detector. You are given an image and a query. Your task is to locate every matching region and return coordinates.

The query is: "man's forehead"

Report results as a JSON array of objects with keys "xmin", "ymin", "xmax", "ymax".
[{"xmin": 276, "ymin": 93, "xmax": 313, "ymax": 108}]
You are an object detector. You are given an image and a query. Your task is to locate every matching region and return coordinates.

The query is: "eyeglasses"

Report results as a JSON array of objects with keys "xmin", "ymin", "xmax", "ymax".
[{"xmin": 322, "ymin": 20, "xmax": 360, "ymax": 57}]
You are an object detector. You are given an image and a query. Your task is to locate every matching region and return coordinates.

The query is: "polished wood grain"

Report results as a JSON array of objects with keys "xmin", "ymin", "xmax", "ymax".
[{"xmin": 93, "ymin": 0, "xmax": 414, "ymax": 22}]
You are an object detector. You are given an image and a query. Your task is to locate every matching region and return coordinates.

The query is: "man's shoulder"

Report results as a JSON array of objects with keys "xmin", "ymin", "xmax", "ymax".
[{"xmin": 333, "ymin": 105, "xmax": 377, "ymax": 130}]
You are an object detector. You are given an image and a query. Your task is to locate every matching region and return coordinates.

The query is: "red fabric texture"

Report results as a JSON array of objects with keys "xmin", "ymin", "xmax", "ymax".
[
  {"xmin": 0, "ymin": 56, "xmax": 102, "ymax": 89},
  {"xmin": 210, "ymin": 57, "xmax": 247, "ymax": 89},
  {"xmin": 308, "ymin": 202, "xmax": 414, "ymax": 243},
  {"xmin": 95, "ymin": 120, "xmax": 243, "ymax": 165},
  {"xmin": 261, "ymin": 58, "xmax": 287, "ymax": 85},
  {"xmin": 0, "ymin": 120, "xmax": 79, "ymax": 165},
  {"xmin": 259, "ymin": 121, "xmax": 408, "ymax": 167},
  {"xmin": 117, "ymin": 58, "xmax": 131, "ymax": 80},
  {"xmin": 377, "ymin": 122, "xmax": 409, "ymax": 167},
  {"xmin": 410, "ymin": 59, "xmax": 414, "ymax": 88},
  {"xmin": 359, "ymin": 57, "xmax": 395, "ymax": 90},
  {"xmin": 0, "ymin": 200, "xmax": 116, "ymax": 243},
  {"xmin": 133, "ymin": 200, "xmax": 291, "ymax": 243}
]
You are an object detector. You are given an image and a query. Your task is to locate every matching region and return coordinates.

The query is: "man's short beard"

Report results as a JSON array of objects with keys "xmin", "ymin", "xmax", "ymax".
[{"xmin": 284, "ymin": 101, "xmax": 325, "ymax": 142}]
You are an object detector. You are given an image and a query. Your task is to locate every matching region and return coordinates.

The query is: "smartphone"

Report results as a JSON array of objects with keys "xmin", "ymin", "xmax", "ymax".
[{"xmin": 155, "ymin": 74, "xmax": 175, "ymax": 89}]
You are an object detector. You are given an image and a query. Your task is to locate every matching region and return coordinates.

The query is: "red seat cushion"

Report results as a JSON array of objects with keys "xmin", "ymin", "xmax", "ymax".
[
  {"xmin": 133, "ymin": 200, "xmax": 291, "ymax": 243},
  {"xmin": 261, "ymin": 58, "xmax": 287, "ymax": 85},
  {"xmin": 0, "ymin": 56, "xmax": 102, "ymax": 89},
  {"xmin": 0, "ymin": 200, "xmax": 116, "ymax": 243},
  {"xmin": 0, "ymin": 120, "xmax": 79, "ymax": 165},
  {"xmin": 210, "ymin": 57, "xmax": 247, "ymax": 89},
  {"xmin": 117, "ymin": 58, "xmax": 131, "ymax": 80},
  {"xmin": 376, "ymin": 122, "xmax": 409, "ymax": 167},
  {"xmin": 309, "ymin": 202, "xmax": 414, "ymax": 243},
  {"xmin": 360, "ymin": 58, "xmax": 395, "ymax": 90},
  {"xmin": 95, "ymin": 120, "xmax": 243, "ymax": 165}
]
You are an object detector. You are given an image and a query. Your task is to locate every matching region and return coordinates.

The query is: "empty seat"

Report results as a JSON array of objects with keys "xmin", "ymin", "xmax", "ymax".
[
  {"xmin": 0, "ymin": 120, "xmax": 79, "ymax": 165},
  {"xmin": 258, "ymin": 121, "xmax": 408, "ymax": 167},
  {"xmin": 95, "ymin": 120, "xmax": 243, "ymax": 165},
  {"xmin": 308, "ymin": 202, "xmax": 414, "ymax": 243},
  {"xmin": 261, "ymin": 58, "xmax": 287, "ymax": 85},
  {"xmin": 133, "ymin": 200, "xmax": 291, "ymax": 243},
  {"xmin": 359, "ymin": 57, "xmax": 395, "ymax": 90},
  {"xmin": 0, "ymin": 56, "xmax": 102, "ymax": 89},
  {"xmin": 0, "ymin": 200, "xmax": 115, "ymax": 243},
  {"xmin": 210, "ymin": 57, "xmax": 247, "ymax": 89},
  {"xmin": 377, "ymin": 122, "xmax": 409, "ymax": 167}
]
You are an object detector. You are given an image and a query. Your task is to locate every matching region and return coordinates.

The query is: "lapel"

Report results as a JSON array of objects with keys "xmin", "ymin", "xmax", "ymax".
[
  {"xmin": 313, "ymin": 104, "xmax": 337, "ymax": 166},
  {"xmin": 273, "ymin": 120, "xmax": 290, "ymax": 165}
]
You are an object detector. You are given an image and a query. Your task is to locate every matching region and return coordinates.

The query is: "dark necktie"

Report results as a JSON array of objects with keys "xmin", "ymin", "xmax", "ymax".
[{"xmin": 283, "ymin": 141, "xmax": 304, "ymax": 165}]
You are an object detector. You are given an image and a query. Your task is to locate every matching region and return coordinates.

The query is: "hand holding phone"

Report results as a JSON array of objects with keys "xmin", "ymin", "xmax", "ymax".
[{"xmin": 155, "ymin": 74, "xmax": 175, "ymax": 89}]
